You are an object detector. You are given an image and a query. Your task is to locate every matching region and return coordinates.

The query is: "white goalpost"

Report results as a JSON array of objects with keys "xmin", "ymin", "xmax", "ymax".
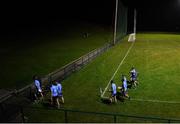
[
  {"xmin": 128, "ymin": 9, "xmax": 137, "ymax": 42},
  {"xmin": 128, "ymin": 33, "xmax": 136, "ymax": 42}
]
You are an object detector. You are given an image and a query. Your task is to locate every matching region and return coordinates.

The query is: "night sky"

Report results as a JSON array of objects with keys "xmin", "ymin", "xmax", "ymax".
[
  {"xmin": 1, "ymin": 0, "xmax": 180, "ymax": 39},
  {"xmin": 135, "ymin": 0, "xmax": 180, "ymax": 31}
]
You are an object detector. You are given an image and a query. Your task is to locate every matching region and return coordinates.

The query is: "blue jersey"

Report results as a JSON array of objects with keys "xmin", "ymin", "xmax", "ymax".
[
  {"xmin": 57, "ymin": 83, "xmax": 63, "ymax": 96},
  {"xmin": 111, "ymin": 83, "xmax": 117, "ymax": 95},
  {"xmin": 131, "ymin": 69, "xmax": 137, "ymax": 78},
  {"xmin": 50, "ymin": 85, "xmax": 58, "ymax": 97},
  {"xmin": 121, "ymin": 76, "xmax": 127, "ymax": 82},
  {"xmin": 34, "ymin": 80, "xmax": 42, "ymax": 92},
  {"xmin": 123, "ymin": 80, "xmax": 127, "ymax": 91}
]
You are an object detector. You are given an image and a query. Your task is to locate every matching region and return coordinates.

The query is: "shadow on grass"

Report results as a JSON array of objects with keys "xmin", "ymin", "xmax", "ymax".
[
  {"xmin": 100, "ymin": 92, "xmax": 125, "ymax": 105},
  {"xmin": 41, "ymin": 100, "xmax": 51, "ymax": 108}
]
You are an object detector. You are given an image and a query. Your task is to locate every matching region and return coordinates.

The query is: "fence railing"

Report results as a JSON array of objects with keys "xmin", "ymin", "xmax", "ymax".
[
  {"xmin": 44, "ymin": 42, "xmax": 112, "ymax": 83},
  {"xmin": 4, "ymin": 104, "xmax": 180, "ymax": 123},
  {"xmin": 0, "ymin": 36, "xmax": 128, "ymax": 122},
  {"xmin": 0, "ymin": 42, "xmax": 113, "ymax": 122}
]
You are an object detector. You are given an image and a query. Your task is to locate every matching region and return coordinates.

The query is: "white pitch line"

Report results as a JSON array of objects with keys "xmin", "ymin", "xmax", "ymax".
[
  {"xmin": 131, "ymin": 98, "xmax": 180, "ymax": 104},
  {"xmin": 101, "ymin": 42, "xmax": 135, "ymax": 97}
]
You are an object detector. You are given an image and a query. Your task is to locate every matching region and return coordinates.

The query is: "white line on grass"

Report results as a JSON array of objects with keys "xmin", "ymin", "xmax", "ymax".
[
  {"xmin": 131, "ymin": 98, "xmax": 180, "ymax": 104},
  {"xmin": 101, "ymin": 42, "xmax": 135, "ymax": 97}
]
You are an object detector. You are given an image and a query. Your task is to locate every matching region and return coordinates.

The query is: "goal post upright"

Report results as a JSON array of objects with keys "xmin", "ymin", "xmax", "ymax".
[
  {"xmin": 128, "ymin": 8, "xmax": 137, "ymax": 42},
  {"xmin": 134, "ymin": 8, "xmax": 137, "ymax": 34}
]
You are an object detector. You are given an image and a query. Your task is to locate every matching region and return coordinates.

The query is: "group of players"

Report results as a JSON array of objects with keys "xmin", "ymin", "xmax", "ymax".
[
  {"xmin": 33, "ymin": 67, "xmax": 138, "ymax": 107},
  {"xmin": 109, "ymin": 67, "xmax": 138, "ymax": 103},
  {"xmin": 33, "ymin": 75, "xmax": 64, "ymax": 108}
]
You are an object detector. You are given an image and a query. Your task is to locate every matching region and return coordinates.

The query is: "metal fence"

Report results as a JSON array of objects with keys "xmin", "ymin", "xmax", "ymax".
[
  {"xmin": 45, "ymin": 42, "xmax": 112, "ymax": 83},
  {"xmin": 5, "ymin": 104, "xmax": 180, "ymax": 123},
  {"xmin": 0, "ymin": 36, "xmax": 129, "ymax": 122},
  {"xmin": 0, "ymin": 42, "xmax": 113, "ymax": 122}
]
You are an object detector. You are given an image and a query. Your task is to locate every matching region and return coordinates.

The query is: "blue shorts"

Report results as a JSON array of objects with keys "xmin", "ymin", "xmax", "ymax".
[
  {"xmin": 112, "ymin": 93, "xmax": 116, "ymax": 97},
  {"xmin": 131, "ymin": 77, "xmax": 136, "ymax": 81},
  {"xmin": 58, "ymin": 92, "xmax": 63, "ymax": 97}
]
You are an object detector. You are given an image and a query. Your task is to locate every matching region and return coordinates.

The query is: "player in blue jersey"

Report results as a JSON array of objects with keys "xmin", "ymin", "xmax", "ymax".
[
  {"xmin": 121, "ymin": 75, "xmax": 130, "ymax": 99},
  {"xmin": 130, "ymin": 67, "xmax": 138, "ymax": 87},
  {"xmin": 33, "ymin": 75, "xmax": 43, "ymax": 101},
  {"xmin": 110, "ymin": 80, "xmax": 117, "ymax": 103},
  {"xmin": 56, "ymin": 80, "xmax": 64, "ymax": 104},
  {"xmin": 50, "ymin": 82, "xmax": 60, "ymax": 108}
]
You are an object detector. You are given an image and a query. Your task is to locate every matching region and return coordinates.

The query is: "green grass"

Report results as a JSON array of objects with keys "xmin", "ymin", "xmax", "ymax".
[
  {"xmin": 24, "ymin": 33, "xmax": 180, "ymax": 122},
  {"xmin": 0, "ymin": 24, "xmax": 113, "ymax": 89}
]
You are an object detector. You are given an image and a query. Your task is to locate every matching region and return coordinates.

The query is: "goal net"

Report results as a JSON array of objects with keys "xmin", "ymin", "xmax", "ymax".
[{"xmin": 115, "ymin": 0, "xmax": 128, "ymax": 42}]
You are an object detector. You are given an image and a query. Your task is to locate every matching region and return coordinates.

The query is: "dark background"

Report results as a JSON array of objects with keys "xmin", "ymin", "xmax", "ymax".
[
  {"xmin": 135, "ymin": 0, "xmax": 180, "ymax": 32},
  {"xmin": 1, "ymin": 0, "xmax": 180, "ymax": 39}
]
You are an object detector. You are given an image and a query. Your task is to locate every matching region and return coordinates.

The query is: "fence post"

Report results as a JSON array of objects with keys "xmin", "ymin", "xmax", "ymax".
[
  {"xmin": 48, "ymin": 76, "xmax": 52, "ymax": 83},
  {"xmin": 168, "ymin": 119, "xmax": 171, "ymax": 123},
  {"xmin": 73, "ymin": 62, "xmax": 76, "ymax": 72},
  {"xmin": 20, "ymin": 106, "xmax": 25, "ymax": 123},
  {"xmin": 89, "ymin": 53, "xmax": 91, "ymax": 60},
  {"xmin": 29, "ymin": 86, "xmax": 32, "ymax": 100},
  {"xmin": 114, "ymin": 115, "xmax": 117, "ymax": 123},
  {"xmin": 88, "ymin": 53, "xmax": 89, "ymax": 62},
  {"xmin": 82, "ymin": 57, "xmax": 84, "ymax": 65},
  {"xmin": 64, "ymin": 110, "xmax": 68, "ymax": 123},
  {"xmin": 63, "ymin": 68, "xmax": 66, "ymax": 78},
  {"xmin": 93, "ymin": 51, "xmax": 96, "ymax": 58},
  {"xmin": 0, "ymin": 102, "xmax": 4, "ymax": 112},
  {"xmin": 0, "ymin": 103, "xmax": 5, "ymax": 122},
  {"xmin": 103, "ymin": 46, "xmax": 105, "ymax": 52},
  {"xmin": 100, "ymin": 48, "xmax": 103, "ymax": 53}
]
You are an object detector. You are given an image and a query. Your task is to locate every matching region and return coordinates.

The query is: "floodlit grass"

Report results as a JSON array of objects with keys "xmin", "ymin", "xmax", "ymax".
[
  {"xmin": 0, "ymin": 24, "xmax": 112, "ymax": 89},
  {"xmin": 25, "ymin": 33, "xmax": 180, "ymax": 122}
]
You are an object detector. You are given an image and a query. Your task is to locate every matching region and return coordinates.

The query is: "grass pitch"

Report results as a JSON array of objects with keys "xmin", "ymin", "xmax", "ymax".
[{"xmin": 24, "ymin": 33, "xmax": 180, "ymax": 122}]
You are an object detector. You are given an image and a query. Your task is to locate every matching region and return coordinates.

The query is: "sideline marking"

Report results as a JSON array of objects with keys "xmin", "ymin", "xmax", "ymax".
[
  {"xmin": 131, "ymin": 98, "xmax": 180, "ymax": 104},
  {"xmin": 101, "ymin": 42, "xmax": 135, "ymax": 97}
]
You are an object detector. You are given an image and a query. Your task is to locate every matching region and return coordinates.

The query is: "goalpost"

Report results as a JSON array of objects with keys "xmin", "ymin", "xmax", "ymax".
[
  {"xmin": 113, "ymin": 0, "xmax": 128, "ymax": 45},
  {"xmin": 113, "ymin": 1, "xmax": 137, "ymax": 44},
  {"xmin": 128, "ymin": 9, "xmax": 137, "ymax": 42}
]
